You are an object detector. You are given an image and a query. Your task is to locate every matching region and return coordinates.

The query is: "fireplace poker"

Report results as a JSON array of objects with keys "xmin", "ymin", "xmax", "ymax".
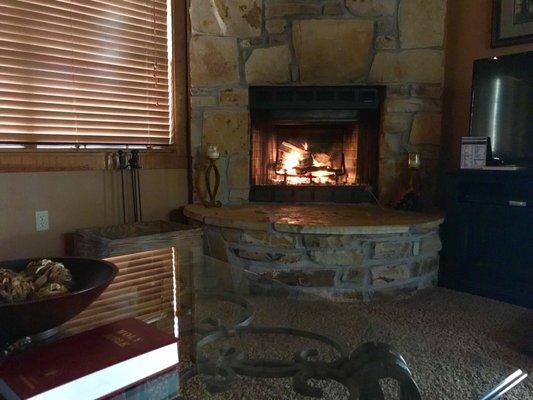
[{"xmin": 117, "ymin": 150, "xmax": 128, "ymax": 224}]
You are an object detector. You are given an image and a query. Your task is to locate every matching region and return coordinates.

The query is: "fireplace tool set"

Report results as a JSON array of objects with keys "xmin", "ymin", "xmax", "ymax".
[{"xmin": 117, "ymin": 150, "xmax": 143, "ymax": 223}]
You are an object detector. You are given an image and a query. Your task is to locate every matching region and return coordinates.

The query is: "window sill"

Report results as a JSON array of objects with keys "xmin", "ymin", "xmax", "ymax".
[{"xmin": 0, "ymin": 147, "xmax": 188, "ymax": 173}]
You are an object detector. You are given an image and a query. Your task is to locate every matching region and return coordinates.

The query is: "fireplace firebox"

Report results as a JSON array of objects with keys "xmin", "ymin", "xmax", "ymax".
[{"xmin": 249, "ymin": 86, "xmax": 384, "ymax": 203}]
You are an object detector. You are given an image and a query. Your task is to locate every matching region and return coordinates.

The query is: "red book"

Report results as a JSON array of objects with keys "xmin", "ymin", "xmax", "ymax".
[{"xmin": 0, "ymin": 318, "xmax": 178, "ymax": 400}]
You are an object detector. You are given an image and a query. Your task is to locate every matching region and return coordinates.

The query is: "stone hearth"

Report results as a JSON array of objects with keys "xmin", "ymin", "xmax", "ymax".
[
  {"xmin": 189, "ymin": 0, "xmax": 447, "ymax": 206},
  {"xmin": 185, "ymin": 204, "xmax": 443, "ymax": 301}
]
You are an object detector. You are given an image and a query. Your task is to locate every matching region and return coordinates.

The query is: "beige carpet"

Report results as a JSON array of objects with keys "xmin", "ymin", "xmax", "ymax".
[{"xmin": 181, "ymin": 287, "xmax": 532, "ymax": 399}]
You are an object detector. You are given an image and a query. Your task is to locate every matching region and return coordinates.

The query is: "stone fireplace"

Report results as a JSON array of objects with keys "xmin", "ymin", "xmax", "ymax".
[
  {"xmin": 189, "ymin": 0, "xmax": 446, "ymax": 206},
  {"xmin": 249, "ymin": 85, "xmax": 382, "ymax": 203}
]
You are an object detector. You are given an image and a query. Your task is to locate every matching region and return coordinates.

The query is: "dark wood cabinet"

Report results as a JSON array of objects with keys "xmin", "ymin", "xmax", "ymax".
[{"xmin": 440, "ymin": 170, "xmax": 533, "ymax": 308}]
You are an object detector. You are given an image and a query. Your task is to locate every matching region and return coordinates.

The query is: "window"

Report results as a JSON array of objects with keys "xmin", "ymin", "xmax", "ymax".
[{"xmin": 0, "ymin": 0, "xmax": 174, "ymax": 146}]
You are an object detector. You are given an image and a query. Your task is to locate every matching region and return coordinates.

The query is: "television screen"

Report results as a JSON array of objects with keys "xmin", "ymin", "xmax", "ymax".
[{"xmin": 470, "ymin": 51, "xmax": 533, "ymax": 166}]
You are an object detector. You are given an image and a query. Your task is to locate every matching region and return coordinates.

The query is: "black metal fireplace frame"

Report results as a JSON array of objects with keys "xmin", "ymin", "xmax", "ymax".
[{"xmin": 249, "ymin": 86, "xmax": 385, "ymax": 204}]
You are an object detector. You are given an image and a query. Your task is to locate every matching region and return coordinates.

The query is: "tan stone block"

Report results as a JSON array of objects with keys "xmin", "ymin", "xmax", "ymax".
[
  {"xmin": 410, "ymin": 84, "xmax": 443, "ymax": 99},
  {"xmin": 308, "ymin": 249, "xmax": 364, "ymax": 266},
  {"xmin": 190, "ymin": 0, "xmax": 262, "ymax": 37},
  {"xmin": 346, "ymin": 0, "xmax": 397, "ymax": 16},
  {"xmin": 219, "ymin": 88, "xmax": 249, "ymax": 106},
  {"xmin": 383, "ymin": 113, "xmax": 412, "ymax": 133},
  {"xmin": 420, "ymin": 233, "xmax": 442, "ymax": 255},
  {"xmin": 229, "ymin": 189, "xmax": 249, "ymax": 204},
  {"xmin": 262, "ymin": 270, "xmax": 335, "ymax": 287},
  {"xmin": 380, "ymin": 133, "xmax": 403, "ymax": 157},
  {"xmin": 203, "ymin": 110, "xmax": 249, "ymax": 154},
  {"xmin": 221, "ymin": 228, "xmax": 242, "ymax": 243},
  {"xmin": 266, "ymin": 3, "xmax": 321, "ymax": 18},
  {"xmin": 190, "ymin": 36, "xmax": 239, "ymax": 86},
  {"xmin": 399, "ymin": 0, "xmax": 446, "ymax": 48},
  {"xmin": 293, "ymin": 19, "xmax": 374, "ymax": 83},
  {"xmin": 228, "ymin": 153, "xmax": 249, "ymax": 188},
  {"xmin": 243, "ymin": 230, "xmax": 295, "ymax": 247},
  {"xmin": 343, "ymin": 268, "xmax": 367, "ymax": 284},
  {"xmin": 387, "ymin": 84, "xmax": 410, "ymax": 97},
  {"xmin": 373, "ymin": 241, "xmax": 413, "ymax": 260},
  {"xmin": 378, "ymin": 156, "xmax": 409, "ymax": 203},
  {"xmin": 271, "ymin": 254, "xmax": 303, "ymax": 264},
  {"xmin": 412, "ymin": 256, "xmax": 439, "ymax": 276},
  {"xmin": 245, "ymin": 45, "xmax": 291, "ymax": 84},
  {"xmin": 369, "ymin": 50, "xmax": 444, "ymax": 84},
  {"xmin": 303, "ymin": 234, "xmax": 361, "ymax": 248},
  {"xmin": 191, "ymin": 95, "xmax": 217, "ymax": 108},
  {"xmin": 385, "ymin": 97, "xmax": 440, "ymax": 113},
  {"xmin": 375, "ymin": 35, "xmax": 398, "ymax": 50},
  {"xmin": 371, "ymin": 264, "xmax": 411, "ymax": 284},
  {"xmin": 410, "ymin": 113, "xmax": 442, "ymax": 145},
  {"xmin": 266, "ymin": 19, "xmax": 287, "ymax": 34},
  {"xmin": 238, "ymin": 249, "xmax": 270, "ymax": 261},
  {"xmin": 323, "ymin": 3, "xmax": 345, "ymax": 15}
]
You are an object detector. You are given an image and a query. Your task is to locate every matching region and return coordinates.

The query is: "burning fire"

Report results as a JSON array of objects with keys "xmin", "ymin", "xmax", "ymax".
[{"xmin": 275, "ymin": 141, "xmax": 335, "ymax": 185}]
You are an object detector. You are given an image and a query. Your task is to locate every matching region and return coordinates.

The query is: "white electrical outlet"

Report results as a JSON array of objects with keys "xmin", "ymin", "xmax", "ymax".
[{"xmin": 35, "ymin": 211, "xmax": 49, "ymax": 232}]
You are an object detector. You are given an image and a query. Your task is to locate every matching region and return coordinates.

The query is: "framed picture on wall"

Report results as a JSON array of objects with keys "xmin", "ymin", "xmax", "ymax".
[{"xmin": 492, "ymin": 0, "xmax": 533, "ymax": 47}]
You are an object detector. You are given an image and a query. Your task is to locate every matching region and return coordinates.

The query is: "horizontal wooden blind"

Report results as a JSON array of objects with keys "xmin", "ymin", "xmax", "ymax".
[
  {"xmin": 0, "ymin": 0, "xmax": 173, "ymax": 145},
  {"xmin": 64, "ymin": 247, "xmax": 175, "ymax": 335}
]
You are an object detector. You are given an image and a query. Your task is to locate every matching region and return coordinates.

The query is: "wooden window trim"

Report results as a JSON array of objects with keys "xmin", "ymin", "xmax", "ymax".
[
  {"xmin": 0, "ymin": 147, "xmax": 187, "ymax": 172},
  {"xmin": 0, "ymin": 0, "xmax": 188, "ymax": 173}
]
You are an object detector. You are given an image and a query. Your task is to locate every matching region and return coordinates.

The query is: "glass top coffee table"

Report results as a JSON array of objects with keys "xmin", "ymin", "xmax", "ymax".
[{"xmin": 177, "ymin": 257, "xmax": 531, "ymax": 399}]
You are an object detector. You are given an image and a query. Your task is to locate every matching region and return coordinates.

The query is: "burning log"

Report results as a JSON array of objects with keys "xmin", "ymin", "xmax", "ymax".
[{"xmin": 279, "ymin": 141, "xmax": 309, "ymax": 157}]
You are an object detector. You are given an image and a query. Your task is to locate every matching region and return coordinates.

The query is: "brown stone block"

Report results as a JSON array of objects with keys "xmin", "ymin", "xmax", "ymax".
[
  {"xmin": 266, "ymin": 19, "xmax": 287, "ymax": 34},
  {"xmin": 371, "ymin": 264, "xmax": 411, "ymax": 284},
  {"xmin": 293, "ymin": 19, "xmax": 374, "ymax": 83},
  {"xmin": 190, "ymin": 36, "xmax": 240, "ymax": 87}
]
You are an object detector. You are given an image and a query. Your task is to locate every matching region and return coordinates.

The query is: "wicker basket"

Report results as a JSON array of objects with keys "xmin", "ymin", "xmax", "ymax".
[
  {"xmin": 70, "ymin": 221, "xmax": 201, "ymax": 258},
  {"xmin": 67, "ymin": 221, "xmax": 203, "ymax": 334}
]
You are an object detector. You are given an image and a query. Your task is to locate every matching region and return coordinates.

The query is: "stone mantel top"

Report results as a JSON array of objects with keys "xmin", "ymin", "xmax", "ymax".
[{"xmin": 184, "ymin": 204, "xmax": 444, "ymax": 235}]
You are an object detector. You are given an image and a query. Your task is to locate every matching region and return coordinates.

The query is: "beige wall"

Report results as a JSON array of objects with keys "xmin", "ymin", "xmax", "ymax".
[
  {"xmin": 442, "ymin": 0, "xmax": 533, "ymax": 170},
  {"xmin": 0, "ymin": 169, "xmax": 188, "ymax": 260}
]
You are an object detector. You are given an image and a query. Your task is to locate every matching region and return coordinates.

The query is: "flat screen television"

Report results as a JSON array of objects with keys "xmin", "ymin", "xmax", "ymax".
[{"xmin": 470, "ymin": 51, "xmax": 532, "ymax": 167}]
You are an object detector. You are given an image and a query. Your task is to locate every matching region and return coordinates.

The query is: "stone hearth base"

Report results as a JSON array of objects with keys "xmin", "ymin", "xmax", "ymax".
[{"xmin": 185, "ymin": 204, "xmax": 443, "ymax": 302}]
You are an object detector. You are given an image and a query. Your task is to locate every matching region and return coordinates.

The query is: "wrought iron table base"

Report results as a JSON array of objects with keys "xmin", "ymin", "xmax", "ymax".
[{"xmin": 180, "ymin": 292, "xmax": 421, "ymax": 399}]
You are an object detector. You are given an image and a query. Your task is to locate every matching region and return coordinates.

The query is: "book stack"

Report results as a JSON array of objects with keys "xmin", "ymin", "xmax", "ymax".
[{"xmin": 0, "ymin": 319, "xmax": 179, "ymax": 400}]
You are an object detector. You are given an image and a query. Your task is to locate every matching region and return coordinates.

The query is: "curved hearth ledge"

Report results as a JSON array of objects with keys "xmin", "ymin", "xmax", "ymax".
[{"xmin": 184, "ymin": 204, "xmax": 444, "ymax": 302}]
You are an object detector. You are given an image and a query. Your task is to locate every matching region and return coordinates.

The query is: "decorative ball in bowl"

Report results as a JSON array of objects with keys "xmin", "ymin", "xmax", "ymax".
[{"xmin": 0, "ymin": 258, "xmax": 117, "ymax": 343}]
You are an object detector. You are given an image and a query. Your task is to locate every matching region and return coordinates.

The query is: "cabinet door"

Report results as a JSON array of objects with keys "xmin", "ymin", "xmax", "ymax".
[{"xmin": 452, "ymin": 201, "xmax": 532, "ymax": 304}]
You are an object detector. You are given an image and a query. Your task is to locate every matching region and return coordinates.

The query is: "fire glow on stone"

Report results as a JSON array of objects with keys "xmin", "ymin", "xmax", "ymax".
[{"xmin": 275, "ymin": 141, "xmax": 335, "ymax": 185}]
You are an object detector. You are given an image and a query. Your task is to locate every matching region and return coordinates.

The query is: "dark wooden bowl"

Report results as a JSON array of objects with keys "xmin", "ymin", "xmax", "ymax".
[{"xmin": 0, "ymin": 258, "xmax": 117, "ymax": 342}]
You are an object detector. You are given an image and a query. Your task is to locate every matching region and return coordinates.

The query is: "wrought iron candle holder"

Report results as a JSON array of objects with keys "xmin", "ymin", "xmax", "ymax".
[{"xmin": 203, "ymin": 144, "xmax": 222, "ymax": 208}]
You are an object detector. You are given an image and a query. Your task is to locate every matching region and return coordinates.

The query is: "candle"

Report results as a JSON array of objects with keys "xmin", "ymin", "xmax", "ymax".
[
  {"xmin": 206, "ymin": 144, "xmax": 220, "ymax": 160},
  {"xmin": 408, "ymin": 152, "xmax": 421, "ymax": 169}
]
